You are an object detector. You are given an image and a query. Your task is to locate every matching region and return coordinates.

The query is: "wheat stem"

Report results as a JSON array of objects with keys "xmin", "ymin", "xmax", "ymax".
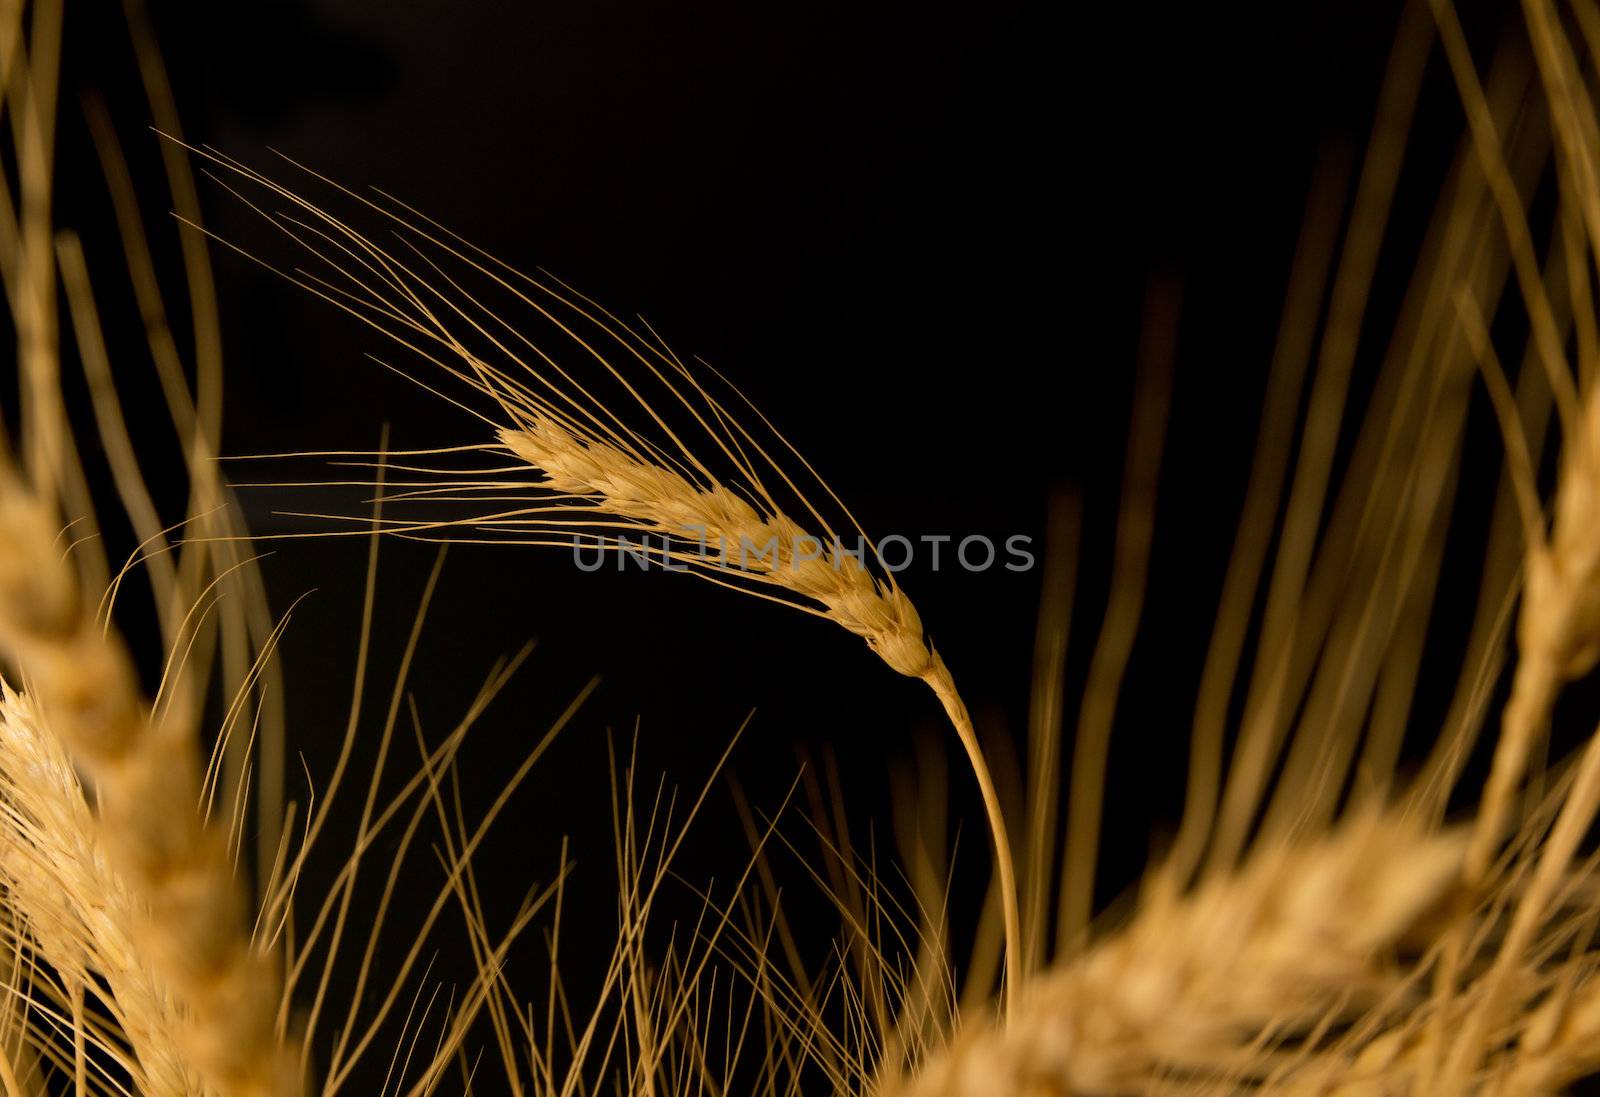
[{"xmin": 921, "ymin": 655, "xmax": 1021, "ymax": 1017}]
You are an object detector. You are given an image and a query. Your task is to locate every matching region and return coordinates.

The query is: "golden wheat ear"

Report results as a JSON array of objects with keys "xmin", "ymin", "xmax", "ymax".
[
  {"xmin": 0, "ymin": 685, "xmax": 197, "ymax": 1094},
  {"xmin": 176, "ymin": 142, "xmax": 1029, "ymax": 1017},
  {"xmin": 0, "ymin": 481, "xmax": 299, "ymax": 1097}
]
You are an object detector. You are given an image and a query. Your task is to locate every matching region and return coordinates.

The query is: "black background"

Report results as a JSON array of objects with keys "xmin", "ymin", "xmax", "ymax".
[{"xmin": 43, "ymin": 0, "xmax": 1525, "ymax": 1090}]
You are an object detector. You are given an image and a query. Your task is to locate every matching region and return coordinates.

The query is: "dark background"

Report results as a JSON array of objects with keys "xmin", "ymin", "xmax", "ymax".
[{"xmin": 45, "ymin": 0, "xmax": 1523, "ymax": 1090}]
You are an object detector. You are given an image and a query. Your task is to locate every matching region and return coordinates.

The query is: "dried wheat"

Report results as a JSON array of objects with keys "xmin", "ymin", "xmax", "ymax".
[
  {"xmin": 500, "ymin": 415, "xmax": 1022, "ymax": 1011},
  {"xmin": 0, "ymin": 686, "xmax": 197, "ymax": 1094},
  {"xmin": 0, "ymin": 480, "xmax": 297, "ymax": 1097},
  {"xmin": 887, "ymin": 813, "xmax": 1463, "ymax": 1096}
]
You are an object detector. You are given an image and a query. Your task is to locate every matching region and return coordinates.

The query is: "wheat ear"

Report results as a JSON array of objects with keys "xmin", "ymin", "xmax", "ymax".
[
  {"xmin": 501, "ymin": 418, "xmax": 1023, "ymax": 1011},
  {"xmin": 0, "ymin": 480, "xmax": 297, "ymax": 1096},
  {"xmin": 167, "ymin": 143, "xmax": 1024, "ymax": 1013},
  {"xmin": 890, "ymin": 812, "xmax": 1463, "ymax": 1096}
]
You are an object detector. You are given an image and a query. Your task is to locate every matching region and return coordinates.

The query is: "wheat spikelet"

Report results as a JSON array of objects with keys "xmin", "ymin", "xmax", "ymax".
[{"xmin": 1466, "ymin": 379, "xmax": 1600, "ymax": 889}]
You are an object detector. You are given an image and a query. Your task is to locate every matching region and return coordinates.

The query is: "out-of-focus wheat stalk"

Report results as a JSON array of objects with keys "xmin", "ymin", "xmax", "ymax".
[{"xmin": 0, "ymin": 479, "xmax": 295, "ymax": 1097}]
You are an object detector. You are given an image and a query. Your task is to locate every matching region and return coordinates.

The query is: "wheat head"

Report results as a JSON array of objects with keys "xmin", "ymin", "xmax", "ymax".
[
  {"xmin": 173, "ymin": 144, "xmax": 1030, "ymax": 1016},
  {"xmin": 500, "ymin": 418, "xmax": 934, "ymax": 678},
  {"xmin": 886, "ymin": 812, "xmax": 1463, "ymax": 1096},
  {"xmin": 0, "ymin": 481, "xmax": 297, "ymax": 1097}
]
